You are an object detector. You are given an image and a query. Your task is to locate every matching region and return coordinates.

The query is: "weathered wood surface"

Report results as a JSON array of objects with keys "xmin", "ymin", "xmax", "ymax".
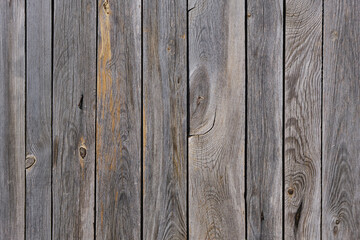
[
  {"xmin": 96, "ymin": 0, "xmax": 141, "ymax": 239},
  {"xmin": 285, "ymin": 0, "xmax": 322, "ymax": 239},
  {"xmin": 0, "ymin": 0, "xmax": 25, "ymax": 239},
  {"xmin": 323, "ymin": 0, "xmax": 360, "ymax": 239},
  {"xmin": 188, "ymin": 0, "xmax": 246, "ymax": 239},
  {"xmin": 2, "ymin": 1, "xmax": 360, "ymax": 239},
  {"xmin": 52, "ymin": 0, "xmax": 96, "ymax": 239},
  {"xmin": 246, "ymin": 0, "xmax": 283, "ymax": 239},
  {"xmin": 143, "ymin": 0, "xmax": 187, "ymax": 238},
  {"xmin": 26, "ymin": 0, "xmax": 52, "ymax": 239}
]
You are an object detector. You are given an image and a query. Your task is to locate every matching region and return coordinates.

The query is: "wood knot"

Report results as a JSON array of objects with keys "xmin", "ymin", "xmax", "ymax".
[
  {"xmin": 333, "ymin": 225, "xmax": 338, "ymax": 234},
  {"xmin": 79, "ymin": 147, "xmax": 87, "ymax": 159},
  {"xmin": 335, "ymin": 219, "xmax": 340, "ymax": 225},
  {"xmin": 25, "ymin": 154, "xmax": 36, "ymax": 169},
  {"xmin": 103, "ymin": 0, "xmax": 110, "ymax": 15},
  {"xmin": 287, "ymin": 188, "xmax": 294, "ymax": 195}
]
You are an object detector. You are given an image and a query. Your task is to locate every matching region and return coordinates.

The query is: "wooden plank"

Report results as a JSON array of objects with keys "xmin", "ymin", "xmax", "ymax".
[
  {"xmin": 0, "ymin": 0, "xmax": 25, "ymax": 239},
  {"xmin": 25, "ymin": 0, "xmax": 52, "ymax": 239},
  {"xmin": 323, "ymin": 0, "xmax": 360, "ymax": 239},
  {"xmin": 188, "ymin": 0, "xmax": 245, "ymax": 238},
  {"xmin": 246, "ymin": 1, "xmax": 283, "ymax": 239},
  {"xmin": 52, "ymin": 0, "xmax": 96, "ymax": 239},
  {"xmin": 284, "ymin": 0, "xmax": 322, "ymax": 239},
  {"xmin": 143, "ymin": 0, "xmax": 187, "ymax": 238},
  {"xmin": 96, "ymin": 0, "xmax": 141, "ymax": 238}
]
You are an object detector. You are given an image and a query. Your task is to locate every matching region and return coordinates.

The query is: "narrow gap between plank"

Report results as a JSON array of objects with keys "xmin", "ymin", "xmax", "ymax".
[
  {"xmin": 244, "ymin": 0, "xmax": 248, "ymax": 239},
  {"xmin": 186, "ymin": 0, "xmax": 190, "ymax": 237},
  {"xmin": 94, "ymin": 0, "xmax": 99, "ymax": 239},
  {"xmin": 140, "ymin": 0, "xmax": 144, "ymax": 238},
  {"xmin": 51, "ymin": 0, "xmax": 54, "ymax": 239},
  {"xmin": 24, "ymin": 0, "xmax": 27, "ymax": 238},
  {"xmin": 282, "ymin": 0, "xmax": 286, "ymax": 239},
  {"xmin": 320, "ymin": 0, "xmax": 324, "ymax": 239}
]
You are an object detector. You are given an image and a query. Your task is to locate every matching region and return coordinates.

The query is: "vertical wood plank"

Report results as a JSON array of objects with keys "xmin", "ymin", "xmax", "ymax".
[
  {"xmin": 26, "ymin": 0, "xmax": 52, "ymax": 239},
  {"xmin": 246, "ymin": 1, "xmax": 283, "ymax": 239},
  {"xmin": 96, "ymin": 0, "xmax": 141, "ymax": 238},
  {"xmin": 188, "ymin": 0, "xmax": 245, "ymax": 238},
  {"xmin": 285, "ymin": 0, "xmax": 322, "ymax": 239},
  {"xmin": 323, "ymin": 0, "xmax": 360, "ymax": 238},
  {"xmin": 143, "ymin": 0, "xmax": 187, "ymax": 238},
  {"xmin": 0, "ymin": 1, "xmax": 25, "ymax": 239},
  {"xmin": 52, "ymin": 0, "xmax": 96, "ymax": 239}
]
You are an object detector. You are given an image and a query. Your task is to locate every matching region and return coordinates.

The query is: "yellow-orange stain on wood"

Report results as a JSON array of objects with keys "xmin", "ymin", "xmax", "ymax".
[
  {"xmin": 98, "ymin": 0, "xmax": 112, "ymax": 109},
  {"xmin": 101, "ymin": 201, "xmax": 104, "ymax": 231},
  {"xmin": 181, "ymin": 34, "xmax": 186, "ymax": 39},
  {"xmin": 115, "ymin": 191, "xmax": 119, "ymax": 203}
]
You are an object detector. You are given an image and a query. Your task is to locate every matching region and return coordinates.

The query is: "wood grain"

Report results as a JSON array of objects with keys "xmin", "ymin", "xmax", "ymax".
[
  {"xmin": 143, "ymin": 0, "xmax": 187, "ymax": 238},
  {"xmin": 284, "ymin": 0, "xmax": 322, "ymax": 239},
  {"xmin": 52, "ymin": 0, "xmax": 96, "ymax": 238},
  {"xmin": 0, "ymin": 0, "xmax": 25, "ymax": 239},
  {"xmin": 323, "ymin": 0, "xmax": 360, "ymax": 239},
  {"xmin": 246, "ymin": 1, "xmax": 283, "ymax": 239},
  {"xmin": 188, "ymin": 0, "xmax": 246, "ymax": 238},
  {"xmin": 26, "ymin": 0, "xmax": 52, "ymax": 239},
  {"xmin": 96, "ymin": 0, "xmax": 141, "ymax": 238}
]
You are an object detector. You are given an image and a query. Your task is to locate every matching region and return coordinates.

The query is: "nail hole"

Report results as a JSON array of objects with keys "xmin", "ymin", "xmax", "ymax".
[{"xmin": 288, "ymin": 188, "xmax": 294, "ymax": 195}]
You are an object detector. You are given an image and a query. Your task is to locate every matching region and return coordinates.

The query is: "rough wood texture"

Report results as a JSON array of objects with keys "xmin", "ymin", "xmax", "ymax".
[
  {"xmin": 188, "ymin": 0, "xmax": 245, "ymax": 238},
  {"xmin": 246, "ymin": 1, "xmax": 283, "ymax": 239},
  {"xmin": 143, "ymin": 0, "xmax": 187, "ymax": 238},
  {"xmin": 285, "ymin": 0, "xmax": 322, "ymax": 239},
  {"xmin": 26, "ymin": 0, "xmax": 52, "ymax": 239},
  {"xmin": 323, "ymin": 0, "xmax": 360, "ymax": 239},
  {"xmin": 52, "ymin": 0, "xmax": 96, "ymax": 239},
  {"xmin": 0, "ymin": 1, "xmax": 25, "ymax": 239},
  {"xmin": 96, "ymin": 0, "xmax": 141, "ymax": 238}
]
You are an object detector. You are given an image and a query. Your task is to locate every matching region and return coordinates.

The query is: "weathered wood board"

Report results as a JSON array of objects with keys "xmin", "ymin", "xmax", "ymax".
[
  {"xmin": 25, "ymin": 0, "xmax": 52, "ymax": 239},
  {"xmin": 0, "ymin": 0, "xmax": 25, "ymax": 239},
  {"xmin": 246, "ymin": 0, "xmax": 283, "ymax": 239},
  {"xmin": 1, "ymin": 0, "xmax": 360, "ymax": 239},
  {"xmin": 143, "ymin": 0, "xmax": 188, "ymax": 238},
  {"xmin": 52, "ymin": 0, "xmax": 96, "ymax": 239},
  {"xmin": 285, "ymin": 0, "xmax": 322, "ymax": 239},
  {"xmin": 323, "ymin": 0, "xmax": 360, "ymax": 239},
  {"xmin": 96, "ymin": 0, "xmax": 142, "ymax": 238},
  {"xmin": 188, "ymin": 0, "xmax": 246, "ymax": 238}
]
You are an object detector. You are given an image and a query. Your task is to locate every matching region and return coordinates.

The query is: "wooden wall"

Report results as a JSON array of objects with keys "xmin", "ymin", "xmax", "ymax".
[{"xmin": 0, "ymin": 0, "xmax": 359, "ymax": 239}]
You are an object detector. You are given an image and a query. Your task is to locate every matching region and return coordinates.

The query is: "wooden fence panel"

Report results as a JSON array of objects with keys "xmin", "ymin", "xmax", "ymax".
[
  {"xmin": 96, "ymin": 0, "xmax": 142, "ymax": 238},
  {"xmin": 188, "ymin": 0, "xmax": 246, "ymax": 238},
  {"xmin": 143, "ymin": 0, "xmax": 188, "ymax": 238},
  {"xmin": 285, "ymin": 0, "xmax": 322, "ymax": 239},
  {"xmin": 52, "ymin": 0, "xmax": 96, "ymax": 239},
  {"xmin": 25, "ymin": 0, "xmax": 52, "ymax": 239},
  {"xmin": 246, "ymin": 0, "xmax": 283, "ymax": 239},
  {"xmin": 0, "ymin": 0, "xmax": 25, "ymax": 239},
  {"xmin": 323, "ymin": 0, "xmax": 360, "ymax": 238}
]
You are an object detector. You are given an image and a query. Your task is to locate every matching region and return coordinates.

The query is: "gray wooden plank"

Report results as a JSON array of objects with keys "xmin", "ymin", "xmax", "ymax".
[
  {"xmin": 96, "ymin": 0, "xmax": 141, "ymax": 238},
  {"xmin": 188, "ymin": 0, "xmax": 245, "ymax": 238},
  {"xmin": 0, "ymin": 0, "xmax": 25, "ymax": 239},
  {"xmin": 52, "ymin": 0, "xmax": 96, "ymax": 239},
  {"xmin": 284, "ymin": 0, "xmax": 322, "ymax": 239},
  {"xmin": 246, "ymin": 1, "xmax": 283, "ymax": 239},
  {"xmin": 26, "ymin": 0, "xmax": 52, "ymax": 239},
  {"xmin": 322, "ymin": 0, "xmax": 360, "ymax": 238},
  {"xmin": 143, "ymin": 0, "xmax": 187, "ymax": 238}
]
